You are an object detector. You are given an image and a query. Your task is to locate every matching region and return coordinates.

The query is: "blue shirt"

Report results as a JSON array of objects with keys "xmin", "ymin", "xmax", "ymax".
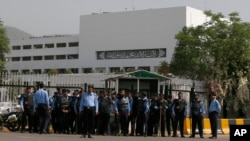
[
  {"xmin": 79, "ymin": 92, "xmax": 98, "ymax": 112},
  {"xmin": 33, "ymin": 88, "xmax": 49, "ymax": 111},
  {"xmin": 209, "ymin": 99, "xmax": 221, "ymax": 113},
  {"xmin": 143, "ymin": 97, "xmax": 150, "ymax": 113}
]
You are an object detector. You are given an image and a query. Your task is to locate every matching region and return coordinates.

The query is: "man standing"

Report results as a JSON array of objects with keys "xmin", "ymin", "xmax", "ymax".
[
  {"xmin": 115, "ymin": 89, "xmax": 131, "ymax": 136},
  {"xmin": 20, "ymin": 87, "xmax": 34, "ymax": 133},
  {"xmin": 208, "ymin": 93, "xmax": 221, "ymax": 139},
  {"xmin": 166, "ymin": 95, "xmax": 174, "ymax": 137},
  {"xmin": 33, "ymin": 83, "xmax": 50, "ymax": 134},
  {"xmin": 172, "ymin": 92, "xmax": 187, "ymax": 138},
  {"xmin": 79, "ymin": 84, "xmax": 99, "ymax": 138},
  {"xmin": 189, "ymin": 93, "xmax": 205, "ymax": 138}
]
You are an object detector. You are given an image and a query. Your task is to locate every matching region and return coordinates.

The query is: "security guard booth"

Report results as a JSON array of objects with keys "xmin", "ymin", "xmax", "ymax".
[{"xmin": 104, "ymin": 70, "xmax": 171, "ymax": 96}]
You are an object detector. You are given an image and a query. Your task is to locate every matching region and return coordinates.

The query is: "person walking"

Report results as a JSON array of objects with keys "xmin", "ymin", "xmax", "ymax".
[
  {"xmin": 33, "ymin": 83, "xmax": 50, "ymax": 134},
  {"xmin": 189, "ymin": 93, "xmax": 205, "ymax": 138},
  {"xmin": 79, "ymin": 84, "xmax": 99, "ymax": 138},
  {"xmin": 208, "ymin": 93, "xmax": 221, "ymax": 139}
]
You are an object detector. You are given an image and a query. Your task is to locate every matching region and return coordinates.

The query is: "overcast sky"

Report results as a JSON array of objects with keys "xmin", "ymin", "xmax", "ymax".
[{"xmin": 0, "ymin": 0, "xmax": 249, "ymax": 36}]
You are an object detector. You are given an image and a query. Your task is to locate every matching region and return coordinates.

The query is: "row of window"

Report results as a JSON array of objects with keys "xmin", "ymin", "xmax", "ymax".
[
  {"xmin": 9, "ymin": 67, "xmax": 151, "ymax": 74},
  {"xmin": 12, "ymin": 42, "xmax": 79, "ymax": 50},
  {"xmin": 8, "ymin": 54, "xmax": 78, "ymax": 61}
]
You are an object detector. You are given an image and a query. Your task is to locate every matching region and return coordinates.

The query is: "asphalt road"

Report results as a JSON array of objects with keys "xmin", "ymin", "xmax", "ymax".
[{"xmin": 0, "ymin": 132, "xmax": 230, "ymax": 141}]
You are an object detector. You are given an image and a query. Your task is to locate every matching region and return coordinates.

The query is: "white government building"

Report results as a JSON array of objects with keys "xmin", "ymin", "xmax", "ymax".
[{"xmin": 4, "ymin": 6, "xmax": 207, "ymax": 74}]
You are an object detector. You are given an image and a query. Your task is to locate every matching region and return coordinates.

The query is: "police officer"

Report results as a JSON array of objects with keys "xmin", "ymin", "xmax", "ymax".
[
  {"xmin": 33, "ymin": 83, "xmax": 50, "ymax": 134},
  {"xmin": 166, "ymin": 95, "xmax": 174, "ymax": 137},
  {"xmin": 115, "ymin": 89, "xmax": 131, "ymax": 136},
  {"xmin": 148, "ymin": 93, "xmax": 160, "ymax": 137},
  {"xmin": 74, "ymin": 89, "xmax": 82, "ymax": 134},
  {"xmin": 172, "ymin": 92, "xmax": 187, "ymax": 138},
  {"xmin": 159, "ymin": 94, "xmax": 168, "ymax": 137},
  {"xmin": 189, "ymin": 93, "xmax": 205, "ymax": 138},
  {"xmin": 79, "ymin": 84, "xmax": 99, "ymax": 138},
  {"xmin": 130, "ymin": 92, "xmax": 139, "ymax": 136},
  {"xmin": 208, "ymin": 93, "xmax": 221, "ymax": 139},
  {"xmin": 137, "ymin": 92, "xmax": 149, "ymax": 137},
  {"xmin": 98, "ymin": 91, "xmax": 111, "ymax": 136},
  {"xmin": 69, "ymin": 89, "xmax": 78, "ymax": 134},
  {"xmin": 20, "ymin": 87, "xmax": 34, "ymax": 133}
]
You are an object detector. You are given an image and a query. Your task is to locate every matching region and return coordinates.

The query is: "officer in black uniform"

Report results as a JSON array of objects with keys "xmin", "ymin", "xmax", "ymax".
[
  {"xmin": 53, "ymin": 89, "xmax": 70, "ymax": 134},
  {"xmin": 189, "ymin": 93, "xmax": 205, "ymax": 138},
  {"xmin": 68, "ymin": 89, "xmax": 78, "ymax": 134},
  {"xmin": 159, "ymin": 94, "xmax": 168, "ymax": 137},
  {"xmin": 98, "ymin": 91, "xmax": 111, "ymax": 135},
  {"xmin": 20, "ymin": 87, "xmax": 34, "ymax": 133},
  {"xmin": 148, "ymin": 93, "xmax": 161, "ymax": 137},
  {"xmin": 172, "ymin": 92, "xmax": 187, "ymax": 138},
  {"xmin": 166, "ymin": 95, "xmax": 174, "ymax": 137},
  {"xmin": 74, "ymin": 89, "xmax": 82, "ymax": 134}
]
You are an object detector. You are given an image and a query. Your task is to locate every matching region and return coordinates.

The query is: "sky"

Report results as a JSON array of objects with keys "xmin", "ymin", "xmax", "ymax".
[{"xmin": 0, "ymin": 0, "xmax": 250, "ymax": 36}]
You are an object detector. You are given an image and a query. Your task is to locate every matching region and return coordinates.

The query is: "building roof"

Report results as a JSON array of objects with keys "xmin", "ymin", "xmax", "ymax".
[{"xmin": 105, "ymin": 70, "xmax": 171, "ymax": 80}]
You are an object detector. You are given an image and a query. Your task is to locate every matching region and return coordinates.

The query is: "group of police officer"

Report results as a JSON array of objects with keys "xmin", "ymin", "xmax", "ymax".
[{"xmin": 19, "ymin": 85, "xmax": 210, "ymax": 139}]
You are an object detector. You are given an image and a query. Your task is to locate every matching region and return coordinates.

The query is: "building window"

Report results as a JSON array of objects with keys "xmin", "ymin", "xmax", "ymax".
[
  {"xmin": 33, "ymin": 69, "xmax": 41, "ymax": 74},
  {"xmin": 83, "ymin": 68, "xmax": 93, "ymax": 73},
  {"xmin": 69, "ymin": 42, "xmax": 79, "ymax": 47},
  {"xmin": 56, "ymin": 43, "xmax": 66, "ymax": 48},
  {"xmin": 22, "ymin": 56, "xmax": 31, "ymax": 61},
  {"xmin": 23, "ymin": 45, "xmax": 32, "ymax": 50},
  {"xmin": 11, "ymin": 70, "xmax": 19, "ymax": 73},
  {"xmin": 44, "ymin": 55, "xmax": 54, "ymax": 60},
  {"xmin": 33, "ymin": 44, "xmax": 43, "ymax": 49},
  {"xmin": 124, "ymin": 67, "xmax": 135, "ymax": 72},
  {"xmin": 12, "ymin": 46, "xmax": 21, "ymax": 50},
  {"xmin": 56, "ymin": 55, "xmax": 66, "ymax": 60},
  {"xmin": 67, "ymin": 54, "xmax": 78, "ymax": 59},
  {"xmin": 12, "ymin": 57, "xmax": 20, "ymax": 61},
  {"xmin": 33, "ymin": 56, "xmax": 43, "ymax": 61},
  {"xmin": 45, "ymin": 43, "xmax": 54, "ymax": 48},
  {"xmin": 110, "ymin": 67, "xmax": 120, "ymax": 73},
  {"xmin": 22, "ymin": 70, "xmax": 30, "ymax": 74},
  {"xmin": 138, "ymin": 66, "xmax": 150, "ymax": 71}
]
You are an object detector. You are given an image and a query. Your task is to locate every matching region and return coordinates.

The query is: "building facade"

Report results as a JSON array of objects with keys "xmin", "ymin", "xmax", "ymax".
[{"xmin": 4, "ymin": 6, "xmax": 207, "ymax": 74}]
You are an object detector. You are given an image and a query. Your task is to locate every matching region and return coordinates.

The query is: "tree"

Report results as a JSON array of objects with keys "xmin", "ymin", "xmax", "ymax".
[
  {"xmin": 170, "ymin": 10, "xmax": 250, "ymax": 117},
  {"xmin": 0, "ymin": 20, "xmax": 10, "ymax": 71},
  {"xmin": 157, "ymin": 61, "xmax": 170, "ymax": 75}
]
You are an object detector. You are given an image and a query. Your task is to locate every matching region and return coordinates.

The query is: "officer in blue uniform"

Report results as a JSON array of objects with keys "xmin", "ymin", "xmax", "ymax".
[
  {"xmin": 79, "ymin": 84, "xmax": 99, "ymax": 138},
  {"xmin": 33, "ymin": 83, "xmax": 50, "ymax": 134}
]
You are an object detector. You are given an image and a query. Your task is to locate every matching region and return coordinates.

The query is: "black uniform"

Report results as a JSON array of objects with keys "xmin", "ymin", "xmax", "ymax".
[
  {"xmin": 98, "ymin": 95, "xmax": 111, "ymax": 135},
  {"xmin": 20, "ymin": 93, "xmax": 34, "ymax": 133},
  {"xmin": 190, "ymin": 99, "xmax": 205, "ymax": 138},
  {"xmin": 172, "ymin": 98, "xmax": 187, "ymax": 137},
  {"xmin": 148, "ymin": 97, "xmax": 160, "ymax": 136}
]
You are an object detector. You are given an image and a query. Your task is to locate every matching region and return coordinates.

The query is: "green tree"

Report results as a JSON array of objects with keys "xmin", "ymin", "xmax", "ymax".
[
  {"xmin": 0, "ymin": 20, "xmax": 10, "ymax": 71},
  {"xmin": 170, "ymin": 11, "xmax": 250, "ymax": 116},
  {"xmin": 157, "ymin": 61, "xmax": 170, "ymax": 75}
]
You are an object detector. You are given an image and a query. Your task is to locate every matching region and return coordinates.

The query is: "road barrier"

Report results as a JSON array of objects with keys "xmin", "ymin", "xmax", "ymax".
[{"xmin": 184, "ymin": 118, "xmax": 250, "ymax": 135}]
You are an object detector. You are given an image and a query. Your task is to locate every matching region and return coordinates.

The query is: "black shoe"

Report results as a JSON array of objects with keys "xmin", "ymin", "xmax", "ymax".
[
  {"xmin": 172, "ymin": 134, "xmax": 178, "ymax": 137},
  {"xmin": 181, "ymin": 135, "xmax": 185, "ymax": 138},
  {"xmin": 88, "ymin": 135, "xmax": 93, "ymax": 138},
  {"xmin": 209, "ymin": 136, "xmax": 217, "ymax": 139},
  {"xmin": 200, "ymin": 136, "xmax": 204, "ymax": 138},
  {"xmin": 189, "ymin": 135, "xmax": 195, "ymax": 138}
]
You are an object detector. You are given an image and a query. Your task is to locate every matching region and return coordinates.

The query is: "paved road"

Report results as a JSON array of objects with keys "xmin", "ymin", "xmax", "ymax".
[{"xmin": 0, "ymin": 132, "xmax": 229, "ymax": 141}]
